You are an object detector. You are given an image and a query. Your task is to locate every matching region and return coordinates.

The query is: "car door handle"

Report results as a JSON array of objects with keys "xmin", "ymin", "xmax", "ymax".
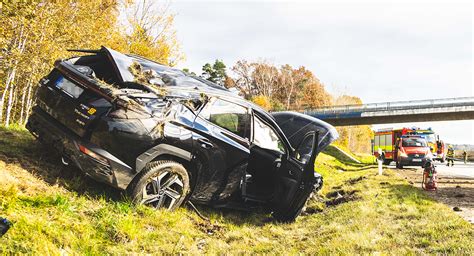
[{"xmin": 197, "ymin": 138, "xmax": 214, "ymax": 149}]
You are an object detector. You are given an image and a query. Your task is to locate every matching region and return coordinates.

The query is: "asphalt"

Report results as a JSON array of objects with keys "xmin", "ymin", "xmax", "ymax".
[
  {"xmin": 387, "ymin": 160, "xmax": 474, "ymax": 179},
  {"xmin": 388, "ymin": 160, "xmax": 474, "ymax": 224}
]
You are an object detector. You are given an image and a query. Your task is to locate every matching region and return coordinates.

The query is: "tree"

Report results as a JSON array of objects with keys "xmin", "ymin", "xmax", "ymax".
[
  {"xmin": 0, "ymin": 0, "xmax": 183, "ymax": 127},
  {"xmin": 333, "ymin": 95, "xmax": 373, "ymax": 153},
  {"xmin": 251, "ymin": 62, "xmax": 279, "ymax": 98},
  {"xmin": 300, "ymin": 81, "xmax": 332, "ymax": 109},
  {"xmin": 119, "ymin": 0, "xmax": 184, "ymax": 65},
  {"xmin": 231, "ymin": 60, "xmax": 255, "ymax": 98},
  {"xmin": 251, "ymin": 95, "xmax": 271, "ymax": 110},
  {"xmin": 230, "ymin": 60, "xmax": 332, "ymax": 110},
  {"xmin": 182, "ymin": 68, "xmax": 196, "ymax": 76},
  {"xmin": 201, "ymin": 59, "xmax": 227, "ymax": 86}
]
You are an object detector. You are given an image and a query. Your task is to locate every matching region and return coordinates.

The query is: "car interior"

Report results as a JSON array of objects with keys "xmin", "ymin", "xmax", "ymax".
[{"xmin": 244, "ymin": 114, "xmax": 286, "ymax": 202}]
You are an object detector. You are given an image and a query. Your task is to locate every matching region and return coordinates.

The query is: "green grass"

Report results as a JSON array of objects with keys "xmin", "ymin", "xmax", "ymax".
[
  {"xmin": 0, "ymin": 126, "xmax": 472, "ymax": 254},
  {"xmin": 327, "ymin": 144, "xmax": 375, "ymax": 164}
]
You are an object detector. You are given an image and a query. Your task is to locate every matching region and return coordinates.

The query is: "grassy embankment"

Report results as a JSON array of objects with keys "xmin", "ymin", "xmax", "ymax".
[{"xmin": 0, "ymin": 126, "xmax": 472, "ymax": 254}]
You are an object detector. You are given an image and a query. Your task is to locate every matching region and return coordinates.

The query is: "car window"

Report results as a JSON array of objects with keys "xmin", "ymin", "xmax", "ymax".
[
  {"xmin": 402, "ymin": 138, "xmax": 427, "ymax": 147},
  {"xmin": 295, "ymin": 134, "xmax": 314, "ymax": 164},
  {"xmin": 200, "ymin": 98, "xmax": 250, "ymax": 139},
  {"xmin": 253, "ymin": 116, "xmax": 285, "ymax": 153}
]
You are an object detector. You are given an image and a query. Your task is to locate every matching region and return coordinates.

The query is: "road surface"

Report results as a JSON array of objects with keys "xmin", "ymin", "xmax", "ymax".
[
  {"xmin": 389, "ymin": 161, "xmax": 474, "ymax": 224},
  {"xmin": 387, "ymin": 160, "xmax": 474, "ymax": 179}
]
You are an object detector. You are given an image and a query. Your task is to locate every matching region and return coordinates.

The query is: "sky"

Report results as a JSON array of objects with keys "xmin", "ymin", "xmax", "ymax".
[{"xmin": 170, "ymin": 0, "xmax": 473, "ymax": 144}]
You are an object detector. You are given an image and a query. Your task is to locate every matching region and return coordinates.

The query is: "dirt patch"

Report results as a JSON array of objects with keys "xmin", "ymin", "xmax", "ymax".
[
  {"xmin": 396, "ymin": 168, "xmax": 474, "ymax": 224},
  {"xmin": 304, "ymin": 206, "xmax": 324, "ymax": 214},
  {"xmin": 347, "ymin": 176, "xmax": 366, "ymax": 185},
  {"xmin": 325, "ymin": 189, "xmax": 359, "ymax": 207}
]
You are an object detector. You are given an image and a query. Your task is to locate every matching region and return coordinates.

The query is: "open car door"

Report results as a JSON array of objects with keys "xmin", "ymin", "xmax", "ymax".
[{"xmin": 270, "ymin": 111, "xmax": 338, "ymax": 222}]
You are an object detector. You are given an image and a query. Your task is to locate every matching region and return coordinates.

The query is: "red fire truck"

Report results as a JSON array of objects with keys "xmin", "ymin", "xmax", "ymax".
[{"xmin": 373, "ymin": 127, "xmax": 442, "ymax": 166}]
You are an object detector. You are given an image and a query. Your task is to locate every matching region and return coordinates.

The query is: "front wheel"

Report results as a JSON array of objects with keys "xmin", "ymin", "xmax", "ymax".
[{"xmin": 128, "ymin": 160, "xmax": 190, "ymax": 210}]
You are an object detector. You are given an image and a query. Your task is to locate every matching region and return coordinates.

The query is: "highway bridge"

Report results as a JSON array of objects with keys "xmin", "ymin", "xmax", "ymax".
[{"xmin": 303, "ymin": 97, "xmax": 474, "ymax": 126}]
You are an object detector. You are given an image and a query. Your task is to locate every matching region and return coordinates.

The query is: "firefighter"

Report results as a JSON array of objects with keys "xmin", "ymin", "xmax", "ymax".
[
  {"xmin": 462, "ymin": 150, "xmax": 468, "ymax": 164},
  {"xmin": 446, "ymin": 145, "xmax": 455, "ymax": 167}
]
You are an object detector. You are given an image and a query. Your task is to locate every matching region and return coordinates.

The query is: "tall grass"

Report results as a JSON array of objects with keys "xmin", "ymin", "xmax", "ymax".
[{"xmin": 0, "ymin": 126, "xmax": 472, "ymax": 254}]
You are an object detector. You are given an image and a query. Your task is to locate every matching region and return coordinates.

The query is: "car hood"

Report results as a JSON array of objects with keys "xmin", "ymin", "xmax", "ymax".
[
  {"xmin": 403, "ymin": 147, "xmax": 430, "ymax": 154},
  {"xmin": 271, "ymin": 111, "xmax": 339, "ymax": 155}
]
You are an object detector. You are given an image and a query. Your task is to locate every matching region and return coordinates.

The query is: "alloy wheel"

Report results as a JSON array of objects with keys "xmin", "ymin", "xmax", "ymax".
[{"xmin": 140, "ymin": 169, "xmax": 185, "ymax": 210}]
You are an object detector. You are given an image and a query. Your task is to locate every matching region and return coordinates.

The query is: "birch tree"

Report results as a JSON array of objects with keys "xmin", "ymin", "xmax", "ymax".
[{"xmin": 0, "ymin": 0, "xmax": 183, "ymax": 126}]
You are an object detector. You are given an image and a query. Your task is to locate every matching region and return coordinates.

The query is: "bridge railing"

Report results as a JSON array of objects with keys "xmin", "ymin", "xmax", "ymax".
[{"xmin": 303, "ymin": 97, "xmax": 474, "ymax": 115}]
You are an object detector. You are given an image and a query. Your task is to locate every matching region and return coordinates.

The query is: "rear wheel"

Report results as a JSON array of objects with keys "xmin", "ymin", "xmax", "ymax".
[
  {"xmin": 396, "ymin": 162, "xmax": 404, "ymax": 169},
  {"xmin": 128, "ymin": 161, "xmax": 190, "ymax": 210}
]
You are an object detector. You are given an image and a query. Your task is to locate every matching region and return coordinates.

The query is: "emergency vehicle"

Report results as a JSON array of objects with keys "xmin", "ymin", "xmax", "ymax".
[
  {"xmin": 404, "ymin": 128, "xmax": 446, "ymax": 162},
  {"xmin": 373, "ymin": 128, "xmax": 436, "ymax": 167}
]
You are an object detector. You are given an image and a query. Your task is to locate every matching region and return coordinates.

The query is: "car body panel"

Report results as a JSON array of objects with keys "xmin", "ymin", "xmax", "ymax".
[
  {"xmin": 395, "ymin": 136, "xmax": 431, "ymax": 166},
  {"xmin": 190, "ymin": 104, "xmax": 251, "ymax": 203},
  {"xmin": 26, "ymin": 47, "xmax": 338, "ymax": 219},
  {"xmin": 269, "ymin": 112, "xmax": 338, "ymax": 218},
  {"xmin": 271, "ymin": 111, "xmax": 339, "ymax": 156}
]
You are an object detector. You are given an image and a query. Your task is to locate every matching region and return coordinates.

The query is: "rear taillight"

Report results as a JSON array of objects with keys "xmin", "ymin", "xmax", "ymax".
[{"xmin": 79, "ymin": 145, "xmax": 110, "ymax": 166}]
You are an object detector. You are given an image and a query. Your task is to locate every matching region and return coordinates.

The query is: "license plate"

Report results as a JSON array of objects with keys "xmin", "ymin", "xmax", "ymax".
[
  {"xmin": 55, "ymin": 75, "xmax": 84, "ymax": 98},
  {"xmin": 412, "ymin": 159, "xmax": 422, "ymax": 162}
]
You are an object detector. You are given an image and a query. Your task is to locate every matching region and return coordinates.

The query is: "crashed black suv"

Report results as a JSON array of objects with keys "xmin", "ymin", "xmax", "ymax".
[{"xmin": 26, "ymin": 47, "xmax": 337, "ymax": 222}]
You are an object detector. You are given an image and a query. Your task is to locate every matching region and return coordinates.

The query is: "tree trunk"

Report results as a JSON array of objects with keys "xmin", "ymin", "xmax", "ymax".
[
  {"xmin": 285, "ymin": 77, "xmax": 295, "ymax": 110},
  {"xmin": 1, "ymin": 24, "xmax": 28, "ymax": 126},
  {"xmin": 19, "ymin": 80, "xmax": 29, "ymax": 125},
  {"xmin": 0, "ymin": 68, "xmax": 16, "ymax": 125},
  {"xmin": 5, "ymin": 83, "xmax": 15, "ymax": 127},
  {"xmin": 11, "ymin": 83, "xmax": 19, "ymax": 123},
  {"xmin": 24, "ymin": 83, "xmax": 34, "ymax": 125}
]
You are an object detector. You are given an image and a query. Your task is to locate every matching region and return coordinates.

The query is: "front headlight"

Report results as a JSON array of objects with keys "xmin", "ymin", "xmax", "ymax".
[{"xmin": 400, "ymin": 152, "xmax": 408, "ymax": 157}]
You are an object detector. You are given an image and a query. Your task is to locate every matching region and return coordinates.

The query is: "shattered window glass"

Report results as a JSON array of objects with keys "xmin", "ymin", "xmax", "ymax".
[{"xmin": 253, "ymin": 116, "xmax": 285, "ymax": 154}]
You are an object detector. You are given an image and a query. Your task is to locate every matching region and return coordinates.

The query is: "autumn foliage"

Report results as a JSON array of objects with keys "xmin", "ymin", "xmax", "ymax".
[
  {"xmin": 332, "ymin": 95, "xmax": 374, "ymax": 153},
  {"xmin": 0, "ymin": 0, "xmax": 182, "ymax": 127},
  {"xmin": 1, "ymin": 0, "xmax": 372, "ymax": 153},
  {"xmin": 226, "ymin": 61, "xmax": 371, "ymax": 153}
]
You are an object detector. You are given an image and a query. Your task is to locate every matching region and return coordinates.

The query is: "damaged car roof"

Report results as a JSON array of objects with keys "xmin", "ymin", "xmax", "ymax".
[
  {"xmin": 69, "ymin": 47, "xmax": 274, "ymax": 115},
  {"xmin": 70, "ymin": 47, "xmax": 229, "ymax": 92},
  {"xmin": 66, "ymin": 46, "xmax": 337, "ymax": 153}
]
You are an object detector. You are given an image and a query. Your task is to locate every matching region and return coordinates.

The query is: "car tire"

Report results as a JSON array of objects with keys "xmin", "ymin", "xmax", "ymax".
[
  {"xmin": 128, "ymin": 160, "xmax": 190, "ymax": 211},
  {"xmin": 396, "ymin": 162, "xmax": 403, "ymax": 169}
]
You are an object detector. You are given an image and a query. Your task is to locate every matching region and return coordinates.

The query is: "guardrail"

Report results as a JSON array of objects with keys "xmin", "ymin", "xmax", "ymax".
[{"xmin": 303, "ymin": 97, "xmax": 474, "ymax": 115}]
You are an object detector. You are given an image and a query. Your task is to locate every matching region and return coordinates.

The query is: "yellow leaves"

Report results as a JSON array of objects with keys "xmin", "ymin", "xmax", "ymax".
[
  {"xmin": 301, "ymin": 82, "xmax": 333, "ymax": 109},
  {"xmin": 251, "ymin": 95, "xmax": 272, "ymax": 111},
  {"xmin": 0, "ymin": 0, "xmax": 183, "ymax": 125},
  {"xmin": 119, "ymin": 0, "xmax": 184, "ymax": 66}
]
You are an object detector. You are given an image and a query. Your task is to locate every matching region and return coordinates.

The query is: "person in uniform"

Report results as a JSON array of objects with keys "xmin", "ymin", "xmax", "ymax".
[{"xmin": 446, "ymin": 145, "xmax": 455, "ymax": 167}]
